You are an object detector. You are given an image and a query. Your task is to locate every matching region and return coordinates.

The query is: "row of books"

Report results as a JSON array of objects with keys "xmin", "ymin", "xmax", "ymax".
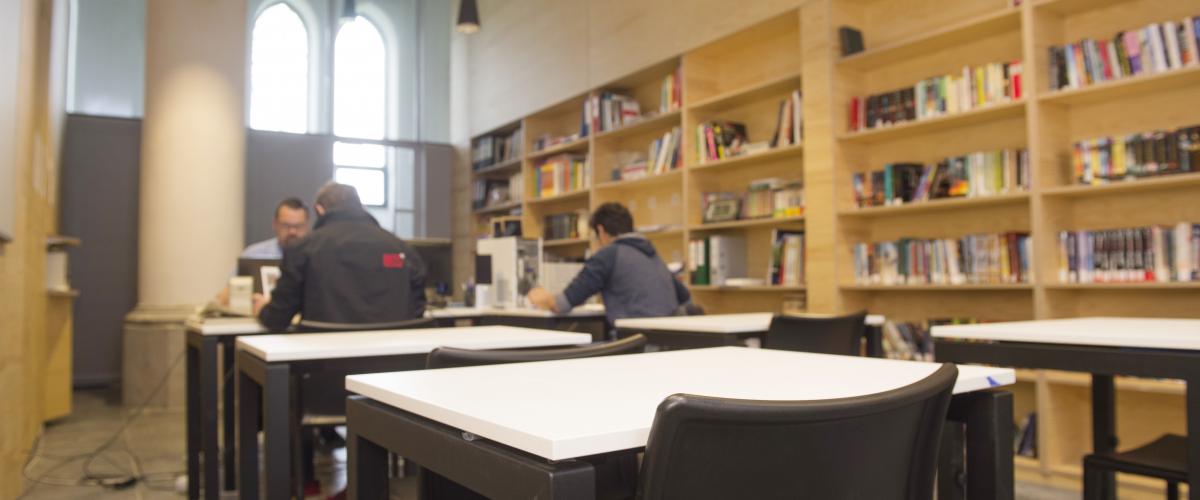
[
  {"xmin": 471, "ymin": 172, "xmax": 522, "ymax": 210},
  {"xmin": 743, "ymin": 178, "xmax": 805, "ymax": 220},
  {"xmin": 543, "ymin": 210, "xmax": 589, "ymax": 241},
  {"xmin": 1072, "ymin": 125, "xmax": 1199, "ymax": 185},
  {"xmin": 472, "ymin": 129, "xmax": 522, "ymax": 171},
  {"xmin": 610, "ymin": 127, "xmax": 684, "ymax": 181},
  {"xmin": 697, "ymin": 121, "xmax": 757, "ymax": 163},
  {"xmin": 534, "ymin": 154, "xmax": 590, "ymax": 199},
  {"xmin": 853, "ymin": 232, "xmax": 1032, "ymax": 286},
  {"xmin": 689, "ymin": 235, "xmax": 746, "ymax": 286},
  {"xmin": 770, "ymin": 90, "xmax": 803, "ymax": 148},
  {"xmin": 1049, "ymin": 17, "xmax": 1200, "ymax": 92},
  {"xmin": 848, "ymin": 60, "xmax": 1023, "ymax": 132},
  {"xmin": 880, "ymin": 318, "xmax": 982, "ymax": 362},
  {"xmin": 584, "ymin": 91, "xmax": 641, "ymax": 135},
  {"xmin": 766, "ymin": 230, "xmax": 805, "ymax": 287},
  {"xmin": 532, "ymin": 133, "xmax": 583, "ymax": 152},
  {"xmin": 660, "ymin": 68, "xmax": 683, "ymax": 113},
  {"xmin": 852, "ymin": 148, "xmax": 1031, "ymax": 208},
  {"xmin": 1057, "ymin": 224, "xmax": 1199, "ymax": 284}
]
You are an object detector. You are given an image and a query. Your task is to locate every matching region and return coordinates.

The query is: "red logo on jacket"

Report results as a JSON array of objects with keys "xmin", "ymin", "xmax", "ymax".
[{"xmin": 382, "ymin": 253, "xmax": 406, "ymax": 269}]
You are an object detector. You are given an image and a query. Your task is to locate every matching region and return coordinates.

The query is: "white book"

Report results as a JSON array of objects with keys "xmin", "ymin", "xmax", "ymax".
[
  {"xmin": 1149, "ymin": 24, "xmax": 1169, "ymax": 73},
  {"xmin": 1176, "ymin": 222, "xmax": 1193, "ymax": 281},
  {"xmin": 1164, "ymin": 21, "xmax": 1183, "ymax": 69},
  {"xmin": 782, "ymin": 234, "xmax": 803, "ymax": 286},
  {"xmin": 1106, "ymin": 40, "xmax": 1123, "ymax": 79},
  {"xmin": 791, "ymin": 91, "xmax": 802, "ymax": 145}
]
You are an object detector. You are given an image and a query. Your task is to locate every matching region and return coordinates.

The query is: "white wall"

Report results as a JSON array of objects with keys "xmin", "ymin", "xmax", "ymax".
[{"xmin": 67, "ymin": 0, "xmax": 145, "ymax": 118}]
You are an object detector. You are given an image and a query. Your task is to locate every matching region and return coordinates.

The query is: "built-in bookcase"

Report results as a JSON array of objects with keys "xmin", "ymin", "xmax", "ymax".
[{"xmin": 467, "ymin": 1, "xmax": 1199, "ymax": 493}]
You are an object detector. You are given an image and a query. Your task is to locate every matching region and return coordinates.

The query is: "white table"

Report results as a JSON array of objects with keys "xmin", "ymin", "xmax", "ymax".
[
  {"xmin": 345, "ymin": 347, "xmax": 1014, "ymax": 500},
  {"xmin": 614, "ymin": 312, "xmax": 886, "ymax": 352},
  {"xmin": 235, "ymin": 326, "xmax": 591, "ymax": 500},
  {"xmin": 184, "ymin": 316, "xmax": 268, "ymax": 500},
  {"xmin": 933, "ymin": 317, "xmax": 1200, "ymax": 500},
  {"xmin": 427, "ymin": 304, "xmax": 607, "ymax": 339}
]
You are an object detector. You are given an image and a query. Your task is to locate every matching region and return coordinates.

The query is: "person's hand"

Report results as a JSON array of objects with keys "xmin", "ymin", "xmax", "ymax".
[
  {"xmin": 252, "ymin": 293, "xmax": 269, "ymax": 316},
  {"xmin": 526, "ymin": 287, "xmax": 557, "ymax": 312}
]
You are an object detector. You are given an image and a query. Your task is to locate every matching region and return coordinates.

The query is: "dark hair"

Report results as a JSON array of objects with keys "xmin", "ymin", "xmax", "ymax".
[
  {"xmin": 275, "ymin": 197, "xmax": 309, "ymax": 219},
  {"xmin": 589, "ymin": 202, "xmax": 634, "ymax": 236},
  {"xmin": 315, "ymin": 182, "xmax": 363, "ymax": 213}
]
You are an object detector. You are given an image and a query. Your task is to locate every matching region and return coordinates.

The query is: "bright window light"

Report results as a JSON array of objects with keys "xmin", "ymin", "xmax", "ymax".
[
  {"xmin": 249, "ymin": 3, "xmax": 309, "ymax": 133},
  {"xmin": 332, "ymin": 141, "xmax": 386, "ymax": 168},
  {"xmin": 335, "ymin": 167, "xmax": 387, "ymax": 207},
  {"xmin": 333, "ymin": 17, "xmax": 386, "ymax": 139}
]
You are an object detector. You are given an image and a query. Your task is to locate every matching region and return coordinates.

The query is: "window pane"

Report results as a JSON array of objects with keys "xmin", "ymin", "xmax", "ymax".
[
  {"xmin": 394, "ymin": 211, "xmax": 414, "ymax": 239},
  {"xmin": 333, "ymin": 141, "xmax": 385, "ymax": 167},
  {"xmin": 335, "ymin": 167, "xmax": 387, "ymax": 207},
  {"xmin": 333, "ymin": 17, "xmax": 385, "ymax": 139},
  {"xmin": 250, "ymin": 4, "xmax": 308, "ymax": 133}
]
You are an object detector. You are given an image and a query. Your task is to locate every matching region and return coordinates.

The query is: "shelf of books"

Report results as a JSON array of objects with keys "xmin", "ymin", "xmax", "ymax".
[{"xmin": 470, "ymin": 121, "xmax": 525, "ymax": 237}]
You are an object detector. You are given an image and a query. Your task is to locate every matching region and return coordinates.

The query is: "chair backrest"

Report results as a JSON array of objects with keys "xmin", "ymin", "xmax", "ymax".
[
  {"xmin": 296, "ymin": 316, "xmax": 436, "ymax": 333},
  {"xmin": 426, "ymin": 333, "xmax": 647, "ymax": 369},
  {"xmin": 764, "ymin": 311, "xmax": 868, "ymax": 356},
  {"xmin": 638, "ymin": 363, "xmax": 958, "ymax": 500}
]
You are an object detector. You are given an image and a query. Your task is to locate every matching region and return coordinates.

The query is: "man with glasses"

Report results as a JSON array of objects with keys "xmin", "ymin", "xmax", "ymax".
[{"xmin": 241, "ymin": 197, "xmax": 310, "ymax": 258}]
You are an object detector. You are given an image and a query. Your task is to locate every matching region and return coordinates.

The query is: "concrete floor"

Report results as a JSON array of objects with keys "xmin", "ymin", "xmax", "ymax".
[{"xmin": 18, "ymin": 389, "xmax": 1077, "ymax": 499}]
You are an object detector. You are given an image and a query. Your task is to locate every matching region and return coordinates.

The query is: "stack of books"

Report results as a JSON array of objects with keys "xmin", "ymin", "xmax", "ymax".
[
  {"xmin": 472, "ymin": 129, "xmax": 522, "ymax": 170},
  {"xmin": 853, "ymin": 232, "xmax": 1032, "ymax": 285},
  {"xmin": 743, "ymin": 178, "xmax": 804, "ymax": 219},
  {"xmin": 1071, "ymin": 125, "xmax": 1199, "ymax": 185},
  {"xmin": 853, "ymin": 148, "xmax": 1030, "ymax": 207},
  {"xmin": 584, "ymin": 91, "xmax": 641, "ymax": 135},
  {"xmin": 848, "ymin": 60, "xmax": 1023, "ymax": 132},
  {"xmin": 770, "ymin": 90, "xmax": 803, "ymax": 147},
  {"xmin": 766, "ymin": 229, "xmax": 805, "ymax": 287},
  {"xmin": 1058, "ymin": 224, "xmax": 1200, "ymax": 283},
  {"xmin": 1048, "ymin": 16, "xmax": 1200, "ymax": 92},
  {"xmin": 534, "ymin": 154, "xmax": 590, "ymax": 198},
  {"xmin": 646, "ymin": 126, "xmax": 682, "ymax": 176},
  {"xmin": 660, "ymin": 68, "xmax": 682, "ymax": 113},
  {"xmin": 543, "ymin": 210, "xmax": 588, "ymax": 241},
  {"xmin": 688, "ymin": 235, "xmax": 746, "ymax": 286}
]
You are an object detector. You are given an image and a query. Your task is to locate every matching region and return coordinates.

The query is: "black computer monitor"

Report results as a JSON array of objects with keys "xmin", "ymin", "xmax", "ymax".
[
  {"xmin": 236, "ymin": 258, "xmax": 282, "ymax": 294},
  {"xmin": 410, "ymin": 242, "xmax": 452, "ymax": 290}
]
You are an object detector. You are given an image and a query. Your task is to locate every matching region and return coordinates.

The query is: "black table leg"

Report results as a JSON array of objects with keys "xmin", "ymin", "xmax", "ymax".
[
  {"xmin": 199, "ymin": 337, "xmax": 220, "ymax": 500},
  {"xmin": 1187, "ymin": 378, "xmax": 1200, "ymax": 500},
  {"xmin": 937, "ymin": 421, "xmax": 966, "ymax": 500},
  {"xmin": 1091, "ymin": 374, "xmax": 1117, "ymax": 500},
  {"xmin": 348, "ymin": 419, "xmax": 390, "ymax": 500},
  {"xmin": 237, "ymin": 363, "xmax": 262, "ymax": 500},
  {"xmin": 262, "ymin": 364, "xmax": 293, "ymax": 500},
  {"xmin": 222, "ymin": 338, "xmax": 237, "ymax": 491},
  {"xmin": 186, "ymin": 340, "xmax": 200, "ymax": 500},
  {"xmin": 940, "ymin": 390, "xmax": 1014, "ymax": 500}
]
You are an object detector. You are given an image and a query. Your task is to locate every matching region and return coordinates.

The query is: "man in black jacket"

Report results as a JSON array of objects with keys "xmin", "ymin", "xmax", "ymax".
[{"xmin": 254, "ymin": 182, "xmax": 427, "ymax": 331}]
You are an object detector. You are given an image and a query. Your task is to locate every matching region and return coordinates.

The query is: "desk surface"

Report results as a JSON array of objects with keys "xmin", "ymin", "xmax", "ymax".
[
  {"xmin": 347, "ymin": 346, "xmax": 1013, "ymax": 460},
  {"xmin": 614, "ymin": 312, "xmax": 886, "ymax": 334},
  {"xmin": 932, "ymin": 317, "xmax": 1200, "ymax": 351},
  {"xmin": 428, "ymin": 304, "xmax": 606, "ymax": 319},
  {"xmin": 237, "ymin": 325, "xmax": 591, "ymax": 362},
  {"xmin": 186, "ymin": 317, "xmax": 267, "ymax": 336}
]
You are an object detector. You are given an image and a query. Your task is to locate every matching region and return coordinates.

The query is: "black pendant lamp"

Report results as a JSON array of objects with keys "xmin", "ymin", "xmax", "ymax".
[
  {"xmin": 456, "ymin": 0, "xmax": 480, "ymax": 34},
  {"xmin": 342, "ymin": 0, "xmax": 356, "ymax": 20}
]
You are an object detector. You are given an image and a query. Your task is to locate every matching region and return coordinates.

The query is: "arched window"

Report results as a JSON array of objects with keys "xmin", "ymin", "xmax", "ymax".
[
  {"xmin": 249, "ymin": 3, "xmax": 309, "ymax": 133},
  {"xmin": 333, "ymin": 16, "xmax": 386, "ymax": 140}
]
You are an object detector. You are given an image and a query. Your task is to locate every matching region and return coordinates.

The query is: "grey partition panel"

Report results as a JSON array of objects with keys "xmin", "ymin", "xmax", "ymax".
[
  {"xmin": 244, "ymin": 130, "xmax": 335, "ymax": 244},
  {"xmin": 422, "ymin": 143, "xmax": 453, "ymax": 239},
  {"xmin": 60, "ymin": 114, "xmax": 142, "ymax": 386}
]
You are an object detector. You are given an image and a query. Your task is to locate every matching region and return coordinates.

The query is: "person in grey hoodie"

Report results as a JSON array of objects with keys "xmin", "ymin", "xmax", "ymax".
[{"xmin": 527, "ymin": 202, "xmax": 692, "ymax": 328}]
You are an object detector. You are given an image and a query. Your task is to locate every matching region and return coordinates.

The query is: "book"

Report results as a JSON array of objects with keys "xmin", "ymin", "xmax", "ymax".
[
  {"xmin": 854, "ymin": 232, "xmax": 1031, "ymax": 285},
  {"xmin": 839, "ymin": 26, "xmax": 864, "ymax": 56},
  {"xmin": 1058, "ymin": 223, "xmax": 1200, "ymax": 283},
  {"xmin": 1048, "ymin": 15, "xmax": 1200, "ymax": 92},
  {"xmin": 848, "ymin": 61, "xmax": 1021, "ymax": 132},
  {"xmin": 853, "ymin": 148, "xmax": 1030, "ymax": 208},
  {"xmin": 1070, "ymin": 124, "xmax": 1198, "ymax": 184},
  {"xmin": 534, "ymin": 154, "xmax": 589, "ymax": 198}
]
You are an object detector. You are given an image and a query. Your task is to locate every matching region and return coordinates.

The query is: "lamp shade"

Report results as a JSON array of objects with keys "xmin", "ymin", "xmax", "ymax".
[
  {"xmin": 456, "ymin": 0, "xmax": 479, "ymax": 34},
  {"xmin": 341, "ymin": 0, "xmax": 355, "ymax": 20}
]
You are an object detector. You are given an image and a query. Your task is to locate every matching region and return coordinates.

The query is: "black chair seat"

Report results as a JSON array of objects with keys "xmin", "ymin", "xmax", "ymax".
[{"xmin": 1085, "ymin": 433, "xmax": 1188, "ymax": 482}]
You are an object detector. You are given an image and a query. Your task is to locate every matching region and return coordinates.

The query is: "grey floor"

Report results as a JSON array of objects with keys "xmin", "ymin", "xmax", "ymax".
[{"xmin": 19, "ymin": 389, "xmax": 1076, "ymax": 499}]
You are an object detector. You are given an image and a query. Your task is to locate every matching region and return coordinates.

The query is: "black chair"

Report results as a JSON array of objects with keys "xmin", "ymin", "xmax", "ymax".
[
  {"xmin": 763, "ymin": 310, "xmax": 868, "ymax": 356},
  {"xmin": 637, "ymin": 363, "xmax": 958, "ymax": 500},
  {"xmin": 296, "ymin": 316, "xmax": 436, "ymax": 332},
  {"xmin": 426, "ymin": 332, "xmax": 647, "ymax": 369},
  {"xmin": 1084, "ymin": 433, "xmax": 1187, "ymax": 500},
  {"xmin": 420, "ymin": 334, "xmax": 648, "ymax": 500}
]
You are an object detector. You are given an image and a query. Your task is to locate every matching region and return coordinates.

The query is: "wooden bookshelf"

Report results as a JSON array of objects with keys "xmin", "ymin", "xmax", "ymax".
[
  {"xmin": 542, "ymin": 237, "xmax": 590, "ymax": 248},
  {"xmin": 472, "ymin": 200, "xmax": 521, "ymax": 215},
  {"xmin": 472, "ymin": 157, "xmax": 522, "ymax": 177},
  {"xmin": 464, "ymin": 3, "xmax": 1199, "ymax": 493}
]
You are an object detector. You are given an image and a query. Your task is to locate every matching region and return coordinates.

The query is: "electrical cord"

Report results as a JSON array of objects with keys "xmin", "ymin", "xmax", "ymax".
[{"xmin": 18, "ymin": 350, "xmax": 187, "ymax": 498}]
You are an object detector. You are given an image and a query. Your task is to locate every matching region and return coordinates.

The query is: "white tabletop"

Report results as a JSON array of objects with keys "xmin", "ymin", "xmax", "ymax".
[
  {"xmin": 932, "ymin": 317, "xmax": 1200, "ymax": 351},
  {"xmin": 186, "ymin": 317, "xmax": 267, "ymax": 336},
  {"xmin": 237, "ymin": 326, "xmax": 592, "ymax": 362},
  {"xmin": 614, "ymin": 312, "xmax": 886, "ymax": 334},
  {"xmin": 427, "ymin": 304, "xmax": 605, "ymax": 319},
  {"xmin": 347, "ymin": 347, "xmax": 1013, "ymax": 460}
]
